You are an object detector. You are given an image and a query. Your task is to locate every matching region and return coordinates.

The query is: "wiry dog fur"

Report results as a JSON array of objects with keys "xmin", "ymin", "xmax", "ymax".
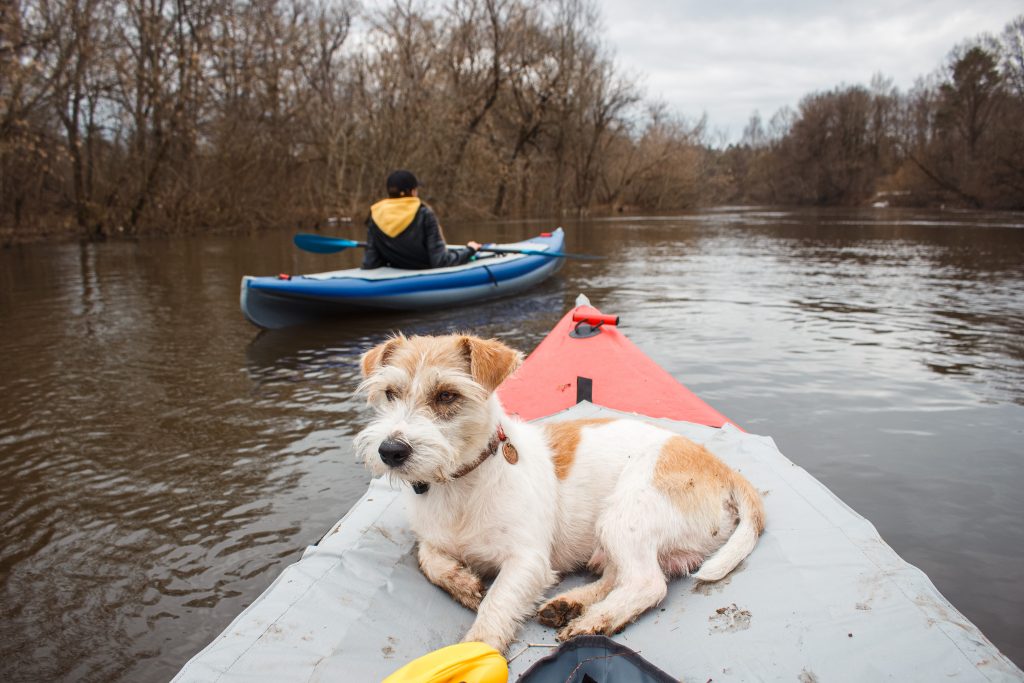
[{"xmin": 354, "ymin": 333, "xmax": 765, "ymax": 652}]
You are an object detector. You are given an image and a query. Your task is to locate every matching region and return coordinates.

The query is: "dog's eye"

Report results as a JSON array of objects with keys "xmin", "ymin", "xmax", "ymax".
[
  {"xmin": 384, "ymin": 388, "xmax": 398, "ymax": 402},
  {"xmin": 435, "ymin": 390, "xmax": 458, "ymax": 404}
]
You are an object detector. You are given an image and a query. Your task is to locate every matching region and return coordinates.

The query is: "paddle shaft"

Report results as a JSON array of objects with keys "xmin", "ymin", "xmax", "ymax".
[{"xmin": 293, "ymin": 233, "xmax": 599, "ymax": 259}]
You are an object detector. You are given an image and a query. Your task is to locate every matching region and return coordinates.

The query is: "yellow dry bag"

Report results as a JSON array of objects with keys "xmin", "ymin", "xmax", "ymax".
[{"xmin": 382, "ymin": 641, "xmax": 508, "ymax": 683}]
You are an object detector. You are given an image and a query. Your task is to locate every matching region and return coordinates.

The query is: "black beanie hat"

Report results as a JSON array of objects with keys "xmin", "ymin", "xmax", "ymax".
[{"xmin": 386, "ymin": 170, "xmax": 418, "ymax": 197}]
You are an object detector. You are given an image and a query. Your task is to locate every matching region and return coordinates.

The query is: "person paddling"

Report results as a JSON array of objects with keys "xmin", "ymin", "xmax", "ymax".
[{"xmin": 361, "ymin": 170, "xmax": 482, "ymax": 270}]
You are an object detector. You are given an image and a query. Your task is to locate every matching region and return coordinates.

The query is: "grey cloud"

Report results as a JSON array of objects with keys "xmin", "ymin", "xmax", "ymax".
[{"xmin": 599, "ymin": 0, "xmax": 1021, "ymax": 139}]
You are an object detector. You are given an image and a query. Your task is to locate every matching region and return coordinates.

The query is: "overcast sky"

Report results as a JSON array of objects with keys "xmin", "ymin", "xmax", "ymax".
[{"xmin": 596, "ymin": 0, "xmax": 1022, "ymax": 141}]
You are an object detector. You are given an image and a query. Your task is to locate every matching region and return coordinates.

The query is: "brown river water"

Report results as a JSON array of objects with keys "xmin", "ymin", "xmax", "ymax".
[{"xmin": 1, "ymin": 207, "xmax": 1022, "ymax": 681}]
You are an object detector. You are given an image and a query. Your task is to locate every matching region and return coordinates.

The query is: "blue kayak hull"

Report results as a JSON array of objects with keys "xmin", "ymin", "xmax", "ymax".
[{"xmin": 240, "ymin": 229, "xmax": 564, "ymax": 328}]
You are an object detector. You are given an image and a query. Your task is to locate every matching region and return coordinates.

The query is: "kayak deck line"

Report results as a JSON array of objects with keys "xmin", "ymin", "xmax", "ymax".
[{"xmin": 296, "ymin": 241, "xmax": 548, "ymax": 282}]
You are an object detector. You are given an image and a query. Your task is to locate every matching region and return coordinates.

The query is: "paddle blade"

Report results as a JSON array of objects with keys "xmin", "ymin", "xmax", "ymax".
[{"xmin": 293, "ymin": 233, "xmax": 363, "ymax": 254}]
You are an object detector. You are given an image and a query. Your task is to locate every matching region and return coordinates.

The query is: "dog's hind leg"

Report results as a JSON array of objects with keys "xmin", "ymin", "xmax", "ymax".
[
  {"xmin": 556, "ymin": 552, "xmax": 667, "ymax": 640},
  {"xmin": 557, "ymin": 501, "xmax": 669, "ymax": 640},
  {"xmin": 418, "ymin": 542, "xmax": 485, "ymax": 611},
  {"xmin": 536, "ymin": 567, "xmax": 617, "ymax": 628}
]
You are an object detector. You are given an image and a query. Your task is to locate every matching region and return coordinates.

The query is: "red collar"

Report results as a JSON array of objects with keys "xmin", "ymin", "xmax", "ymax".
[{"xmin": 412, "ymin": 424, "xmax": 517, "ymax": 494}]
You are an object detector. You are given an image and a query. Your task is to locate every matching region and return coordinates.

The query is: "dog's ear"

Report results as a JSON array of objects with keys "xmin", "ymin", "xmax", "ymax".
[
  {"xmin": 459, "ymin": 336, "xmax": 523, "ymax": 392},
  {"xmin": 361, "ymin": 334, "xmax": 405, "ymax": 377}
]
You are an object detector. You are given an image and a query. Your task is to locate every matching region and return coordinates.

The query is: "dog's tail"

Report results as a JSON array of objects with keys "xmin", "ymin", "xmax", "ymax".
[{"xmin": 692, "ymin": 476, "xmax": 765, "ymax": 582}]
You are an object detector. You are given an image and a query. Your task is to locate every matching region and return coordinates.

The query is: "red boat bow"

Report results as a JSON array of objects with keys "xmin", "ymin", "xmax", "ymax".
[{"xmin": 497, "ymin": 298, "xmax": 735, "ymax": 428}]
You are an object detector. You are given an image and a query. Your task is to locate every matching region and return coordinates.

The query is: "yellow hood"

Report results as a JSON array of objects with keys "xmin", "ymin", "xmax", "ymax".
[{"xmin": 370, "ymin": 197, "xmax": 422, "ymax": 237}]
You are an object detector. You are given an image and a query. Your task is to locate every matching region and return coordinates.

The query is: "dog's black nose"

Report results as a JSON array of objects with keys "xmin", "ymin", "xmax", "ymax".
[{"xmin": 378, "ymin": 439, "xmax": 412, "ymax": 467}]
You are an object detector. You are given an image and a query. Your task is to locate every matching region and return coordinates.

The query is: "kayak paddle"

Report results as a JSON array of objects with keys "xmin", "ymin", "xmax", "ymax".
[
  {"xmin": 293, "ymin": 233, "xmax": 602, "ymax": 259},
  {"xmin": 293, "ymin": 234, "xmax": 367, "ymax": 254}
]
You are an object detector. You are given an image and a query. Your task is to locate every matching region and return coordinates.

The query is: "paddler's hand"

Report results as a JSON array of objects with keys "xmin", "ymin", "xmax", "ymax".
[{"xmin": 466, "ymin": 241, "xmax": 483, "ymax": 253}]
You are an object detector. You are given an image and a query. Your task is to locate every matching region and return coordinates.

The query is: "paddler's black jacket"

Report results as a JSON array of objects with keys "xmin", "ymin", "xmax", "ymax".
[{"xmin": 360, "ymin": 197, "xmax": 475, "ymax": 270}]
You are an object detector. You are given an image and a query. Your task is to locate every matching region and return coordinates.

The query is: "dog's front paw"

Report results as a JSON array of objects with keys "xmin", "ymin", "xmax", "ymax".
[
  {"xmin": 556, "ymin": 612, "xmax": 623, "ymax": 641},
  {"xmin": 537, "ymin": 598, "xmax": 583, "ymax": 628},
  {"xmin": 443, "ymin": 569, "xmax": 486, "ymax": 611}
]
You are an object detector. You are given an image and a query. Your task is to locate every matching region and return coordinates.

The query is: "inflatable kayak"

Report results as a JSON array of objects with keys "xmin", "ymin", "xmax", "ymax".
[
  {"xmin": 176, "ymin": 295, "xmax": 1023, "ymax": 682},
  {"xmin": 240, "ymin": 228, "xmax": 565, "ymax": 329}
]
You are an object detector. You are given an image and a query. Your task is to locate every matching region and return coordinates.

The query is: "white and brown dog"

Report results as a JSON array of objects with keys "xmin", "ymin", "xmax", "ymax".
[{"xmin": 354, "ymin": 333, "xmax": 765, "ymax": 653}]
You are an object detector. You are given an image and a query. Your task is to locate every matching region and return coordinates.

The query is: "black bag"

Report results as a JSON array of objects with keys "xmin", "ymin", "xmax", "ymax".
[{"xmin": 518, "ymin": 636, "xmax": 677, "ymax": 682}]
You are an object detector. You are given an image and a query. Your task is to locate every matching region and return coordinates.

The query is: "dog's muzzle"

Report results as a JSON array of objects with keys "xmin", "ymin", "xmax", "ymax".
[{"xmin": 378, "ymin": 439, "xmax": 412, "ymax": 468}]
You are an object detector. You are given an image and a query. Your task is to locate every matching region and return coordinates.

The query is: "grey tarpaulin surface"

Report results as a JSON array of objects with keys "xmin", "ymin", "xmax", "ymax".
[{"xmin": 173, "ymin": 404, "xmax": 1023, "ymax": 682}]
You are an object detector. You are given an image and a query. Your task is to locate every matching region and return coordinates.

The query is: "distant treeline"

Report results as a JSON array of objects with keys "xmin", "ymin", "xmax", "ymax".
[
  {"xmin": 2, "ymin": 2, "xmax": 1022, "ymax": 244},
  {"xmin": 711, "ymin": 16, "xmax": 1024, "ymax": 211}
]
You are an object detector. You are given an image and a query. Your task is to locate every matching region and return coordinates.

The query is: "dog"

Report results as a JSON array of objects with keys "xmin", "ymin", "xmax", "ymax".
[{"xmin": 354, "ymin": 333, "xmax": 765, "ymax": 653}]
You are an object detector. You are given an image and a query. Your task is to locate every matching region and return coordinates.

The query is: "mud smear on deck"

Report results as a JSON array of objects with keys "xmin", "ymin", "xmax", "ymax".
[{"xmin": 708, "ymin": 603, "xmax": 752, "ymax": 634}]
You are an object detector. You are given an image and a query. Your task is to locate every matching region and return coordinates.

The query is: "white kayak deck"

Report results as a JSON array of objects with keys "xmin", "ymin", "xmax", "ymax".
[
  {"xmin": 301, "ymin": 240, "xmax": 547, "ymax": 281},
  {"xmin": 174, "ymin": 404, "xmax": 1023, "ymax": 682}
]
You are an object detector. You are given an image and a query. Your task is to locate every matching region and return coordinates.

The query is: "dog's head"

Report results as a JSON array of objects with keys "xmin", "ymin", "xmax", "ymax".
[{"xmin": 353, "ymin": 334, "xmax": 522, "ymax": 483}]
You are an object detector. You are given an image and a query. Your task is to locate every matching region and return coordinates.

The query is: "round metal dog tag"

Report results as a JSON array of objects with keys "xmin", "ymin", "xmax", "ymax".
[{"xmin": 502, "ymin": 441, "xmax": 519, "ymax": 465}]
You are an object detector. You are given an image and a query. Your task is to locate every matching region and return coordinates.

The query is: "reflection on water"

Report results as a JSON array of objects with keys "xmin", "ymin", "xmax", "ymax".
[{"xmin": 0, "ymin": 207, "xmax": 1022, "ymax": 680}]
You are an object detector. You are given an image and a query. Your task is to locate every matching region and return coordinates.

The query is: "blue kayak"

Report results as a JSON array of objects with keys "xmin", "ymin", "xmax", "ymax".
[{"xmin": 240, "ymin": 228, "xmax": 565, "ymax": 328}]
